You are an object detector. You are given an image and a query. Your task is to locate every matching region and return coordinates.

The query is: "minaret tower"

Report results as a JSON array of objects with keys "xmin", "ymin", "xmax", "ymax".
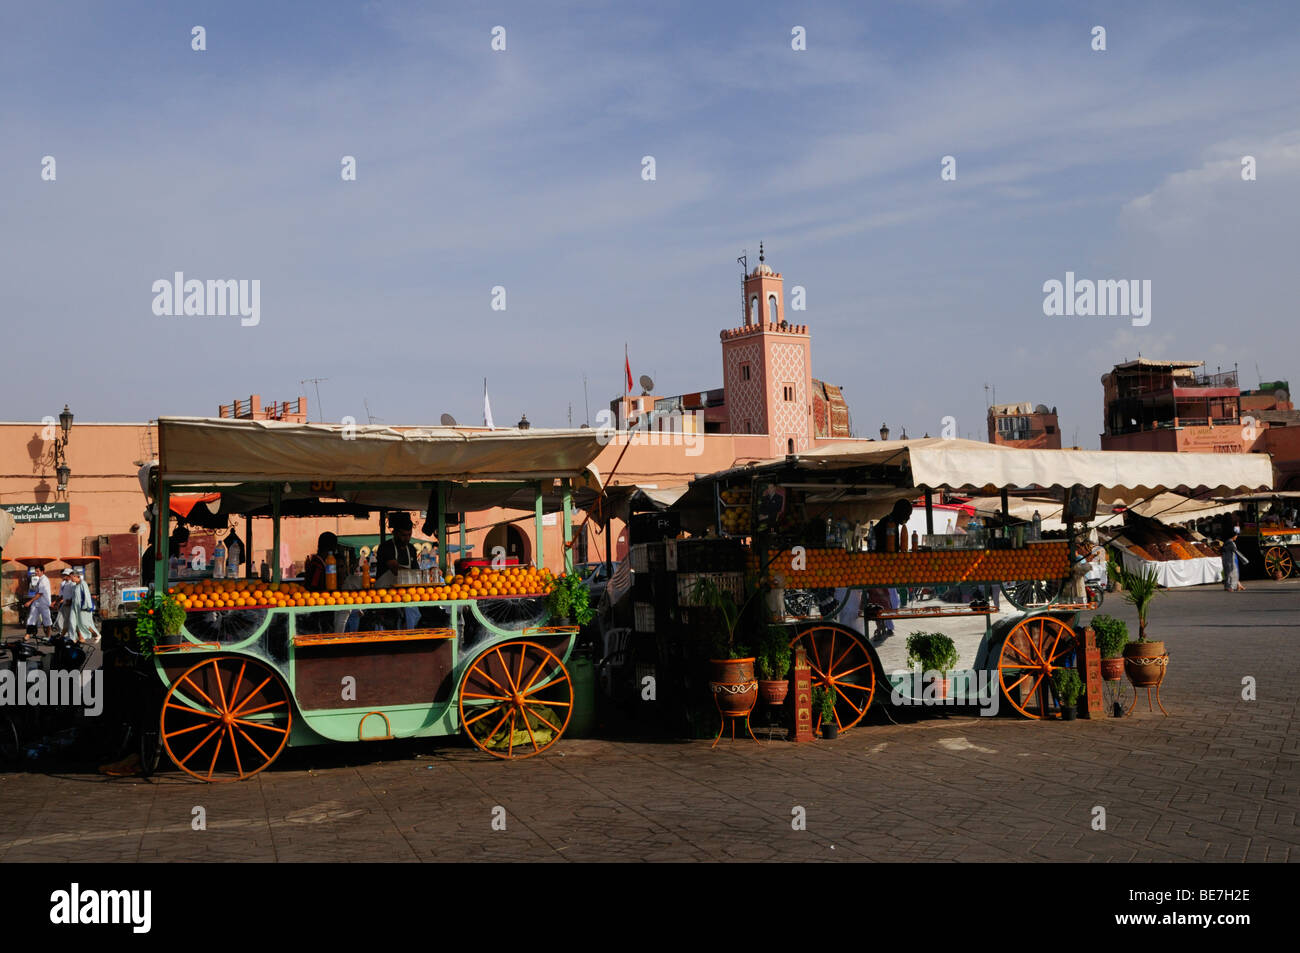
[{"xmin": 720, "ymin": 244, "xmax": 813, "ymax": 456}]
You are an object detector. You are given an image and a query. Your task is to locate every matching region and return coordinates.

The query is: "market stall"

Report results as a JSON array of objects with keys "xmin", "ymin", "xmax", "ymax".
[
  {"xmin": 1213, "ymin": 492, "xmax": 1300, "ymax": 579},
  {"xmin": 141, "ymin": 417, "xmax": 607, "ymax": 780},
  {"xmin": 640, "ymin": 438, "xmax": 1272, "ymax": 734}
]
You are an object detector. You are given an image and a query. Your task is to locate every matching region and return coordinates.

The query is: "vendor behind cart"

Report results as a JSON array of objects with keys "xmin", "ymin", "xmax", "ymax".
[
  {"xmin": 868, "ymin": 500, "xmax": 912, "ymax": 643},
  {"xmin": 376, "ymin": 512, "xmax": 420, "ymax": 628}
]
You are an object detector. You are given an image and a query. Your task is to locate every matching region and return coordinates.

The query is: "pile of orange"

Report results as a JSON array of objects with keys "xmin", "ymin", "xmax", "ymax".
[
  {"xmin": 169, "ymin": 566, "xmax": 557, "ymax": 612},
  {"xmin": 750, "ymin": 542, "xmax": 1069, "ymax": 588}
]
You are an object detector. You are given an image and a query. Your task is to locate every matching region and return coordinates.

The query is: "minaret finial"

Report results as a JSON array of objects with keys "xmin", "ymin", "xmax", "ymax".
[{"xmin": 759, "ymin": 241, "xmax": 765, "ymax": 263}]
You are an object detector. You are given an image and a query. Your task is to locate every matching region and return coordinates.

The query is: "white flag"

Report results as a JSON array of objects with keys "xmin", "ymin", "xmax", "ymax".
[{"xmin": 483, "ymin": 378, "xmax": 495, "ymax": 430}]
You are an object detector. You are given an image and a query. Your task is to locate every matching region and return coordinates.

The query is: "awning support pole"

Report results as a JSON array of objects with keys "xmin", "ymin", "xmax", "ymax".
[
  {"xmin": 534, "ymin": 482, "xmax": 544, "ymax": 570},
  {"xmin": 1001, "ymin": 487, "xmax": 1010, "ymax": 536},
  {"xmin": 271, "ymin": 483, "xmax": 282, "ymax": 583},
  {"xmin": 244, "ymin": 515, "xmax": 252, "ymax": 579},
  {"xmin": 156, "ymin": 482, "xmax": 170, "ymax": 591},
  {"xmin": 435, "ymin": 482, "xmax": 448, "ymax": 576},
  {"xmin": 925, "ymin": 488, "xmax": 934, "ymax": 536},
  {"xmin": 562, "ymin": 478, "xmax": 574, "ymax": 574}
]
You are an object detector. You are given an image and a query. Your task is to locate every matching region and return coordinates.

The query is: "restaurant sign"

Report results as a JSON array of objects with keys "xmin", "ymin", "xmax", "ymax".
[{"xmin": 1, "ymin": 502, "xmax": 71, "ymax": 523}]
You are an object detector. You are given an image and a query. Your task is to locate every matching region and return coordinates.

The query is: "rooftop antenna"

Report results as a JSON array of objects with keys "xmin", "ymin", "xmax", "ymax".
[
  {"xmin": 568, "ymin": 403, "xmax": 573, "ymax": 427},
  {"xmin": 1256, "ymin": 362, "xmax": 1263, "ymax": 388},
  {"xmin": 363, "ymin": 398, "xmax": 380, "ymax": 424},
  {"xmin": 738, "ymin": 249, "xmax": 748, "ymax": 325},
  {"xmin": 583, "ymin": 374, "xmax": 590, "ymax": 426},
  {"xmin": 301, "ymin": 378, "xmax": 328, "ymax": 422}
]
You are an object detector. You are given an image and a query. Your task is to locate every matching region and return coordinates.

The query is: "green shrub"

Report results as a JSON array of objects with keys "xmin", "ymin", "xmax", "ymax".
[
  {"xmin": 134, "ymin": 591, "xmax": 186, "ymax": 655},
  {"xmin": 1090, "ymin": 614, "xmax": 1130, "ymax": 658},
  {"xmin": 756, "ymin": 625, "xmax": 793, "ymax": 680},
  {"xmin": 905, "ymin": 632, "xmax": 960, "ymax": 675},
  {"xmin": 1051, "ymin": 667, "xmax": 1085, "ymax": 706},
  {"xmin": 545, "ymin": 573, "xmax": 595, "ymax": 625}
]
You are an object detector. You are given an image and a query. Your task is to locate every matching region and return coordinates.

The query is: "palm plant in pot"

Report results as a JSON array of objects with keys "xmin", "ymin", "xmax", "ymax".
[
  {"xmin": 1115, "ymin": 564, "xmax": 1168, "ymax": 689},
  {"xmin": 756, "ymin": 624, "xmax": 793, "ymax": 705},
  {"xmin": 1050, "ymin": 667, "xmax": 1085, "ymax": 720},
  {"xmin": 905, "ymin": 631, "xmax": 960, "ymax": 700},
  {"xmin": 1090, "ymin": 613, "xmax": 1130, "ymax": 682},
  {"xmin": 691, "ymin": 575, "xmax": 758, "ymax": 717}
]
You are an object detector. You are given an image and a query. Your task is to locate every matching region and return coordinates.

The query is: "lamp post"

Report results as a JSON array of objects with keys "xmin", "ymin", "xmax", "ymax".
[
  {"xmin": 879, "ymin": 422, "xmax": 890, "ymax": 441},
  {"xmin": 54, "ymin": 404, "xmax": 74, "ymax": 495}
]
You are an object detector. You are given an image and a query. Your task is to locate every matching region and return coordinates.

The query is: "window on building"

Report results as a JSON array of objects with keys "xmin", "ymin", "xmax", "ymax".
[
  {"xmin": 740, "ymin": 363, "xmax": 751, "ymax": 381},
  {"xmin": 787, "ymin": 438, "xmax": 794, "ymax": 453},
  {"xmin": 749, "ymin": 296, "xmax": 759, "ymax": 323},
  {"xmin": 745, "ymin": 421, "xmax": 752, "ymax": 433},
  {"xmin": 783, "ymin": 384, "xmax": 794, "ymax": 402},
  {"xmin": 1045, "ymin": 425, "xmax": 1056, "ymax": 434},
  {"xmin": 768, "ymin": 295, "xmax": 779, "ymax": 323}
]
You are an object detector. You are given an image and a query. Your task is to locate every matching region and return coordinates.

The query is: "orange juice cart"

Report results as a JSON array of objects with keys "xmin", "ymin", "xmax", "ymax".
[
  {"xmin": 139, "ymin": 417, "xmax": 605, "ymax": 781},
  {"xmin": 678, "ymin": 438, "xmax": 1274, "ymax": 732}
]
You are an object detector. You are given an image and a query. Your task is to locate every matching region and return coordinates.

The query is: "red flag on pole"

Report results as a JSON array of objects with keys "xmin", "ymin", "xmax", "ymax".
[{"xmin": 625, "ymin": 348, "xmax": 633, "ymax": 394}]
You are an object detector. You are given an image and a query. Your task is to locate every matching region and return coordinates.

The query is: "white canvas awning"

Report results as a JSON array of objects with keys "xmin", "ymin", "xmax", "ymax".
[
  {"xmin": 1123, "ymin": 492, "xmax": 1240, "ymax": 523},
  {"xmin": 784, "ymin": 438, "xmax": 1273, "ymax": 502},
  {"xmin": 157, "ymin": 417, "xmax": 607, "ymax": 486}
]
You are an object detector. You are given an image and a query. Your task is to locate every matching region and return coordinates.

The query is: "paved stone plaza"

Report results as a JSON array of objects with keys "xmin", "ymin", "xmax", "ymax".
[{"xmin": 1, "ymin": 582, "xmax": 1296, "ymax": 863}]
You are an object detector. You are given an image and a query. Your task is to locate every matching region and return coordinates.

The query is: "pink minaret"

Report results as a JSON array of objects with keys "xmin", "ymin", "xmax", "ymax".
[{"xmin": 720, "ymin": 243, "xmax": 813, "ymax": 456}]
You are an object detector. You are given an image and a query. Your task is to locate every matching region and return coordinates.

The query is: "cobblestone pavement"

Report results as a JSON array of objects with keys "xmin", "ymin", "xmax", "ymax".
[{"xmin": 1, "ymin": 582, "xmax": 1296, "ymax": 862}]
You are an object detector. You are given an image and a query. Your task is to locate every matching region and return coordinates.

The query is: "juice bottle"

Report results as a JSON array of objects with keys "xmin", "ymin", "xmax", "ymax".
[{"xmin": 325, "ymin": 552, "xmax": 338, "ymax": 591}]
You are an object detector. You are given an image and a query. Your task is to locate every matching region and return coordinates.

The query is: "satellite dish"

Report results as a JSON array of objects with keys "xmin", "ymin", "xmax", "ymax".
[
  {"xmin": 639, "ymin": 374, "xmax": 655, "ymax": 394},
  {"xmin": 1275, "ymin": 389, "xmax": 1290, "ymax": 403},
  {"xmin": 1034, "ymin": 404, "xmax": 1050, "ymax": 415},
  {"xmin": 440, "ymin": 413, "xmax": 457, "ymax": 426}
]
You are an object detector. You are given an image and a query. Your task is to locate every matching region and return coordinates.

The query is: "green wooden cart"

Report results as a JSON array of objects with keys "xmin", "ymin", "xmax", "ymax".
[{"xmin": 143, "ymin": 417, "xmax": 605, "ymax": 782}]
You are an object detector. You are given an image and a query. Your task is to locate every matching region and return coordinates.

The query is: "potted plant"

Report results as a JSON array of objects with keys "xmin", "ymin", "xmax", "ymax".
[
  {"xmin": 814, "ymin": 685, "xmax": 838, "ymax": 738},
  {"xmin": 905, "ymin": 631, "xmax": 960, "ymax": 700},
  {"xmin": 1051, "ymin": 667, "xmax": 1085, "ymax": 720},
  {"xmin": 756, "ymin": 625, "xmax": 792, "ymax": 705},
  {"xmin": 136, "ymin": 590, "xmax": 187, "ymax": 653},
  {"xmin": 1116, "ymin": 564, "xmax": 1168, "ymax": 689},
  {"xmin": 691, "ymin": 575, "xmax": 758, "ymax": 716},
  {"xmin": 1090, "ymin": 613, "xmax": 1130, "ymax": 682},
  {"xmin": 545, "ymin": 572, "xmax": 595, "ymax": 627}
]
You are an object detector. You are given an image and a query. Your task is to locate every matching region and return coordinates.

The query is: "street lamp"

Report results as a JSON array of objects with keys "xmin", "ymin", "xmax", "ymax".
[
  {"xmin": 53, "ymin": 404, "xmax": 74, "ymax": 495},
  {"xmin": 879, "ymin": 422, "xmax": 890, "ymax": 441}
]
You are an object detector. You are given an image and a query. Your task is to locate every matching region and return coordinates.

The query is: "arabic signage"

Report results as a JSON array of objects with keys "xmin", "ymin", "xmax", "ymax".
[{"xmin": 1, "ymin": 502, "xmax": 71, "ymax": 523}]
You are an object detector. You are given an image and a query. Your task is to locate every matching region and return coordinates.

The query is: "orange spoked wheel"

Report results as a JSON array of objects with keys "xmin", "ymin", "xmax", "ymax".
[
  {"xmin": 997, "ymin": 616, "xmax": 1078, "ymax": 719},
  {"xmin": 1263, "ymin": 546, "xmax": 1293, "ymax": 579},
  {"xmin": 160, "ymin": 656, "xmax": 292, "ymax": 782},
  {"xmin": 787, "ymin": 623, "xmax": 878, "ymax": 733},
  {"xmin": 459, "ymin": 641, "xmax": 573, "ymax": 759}
]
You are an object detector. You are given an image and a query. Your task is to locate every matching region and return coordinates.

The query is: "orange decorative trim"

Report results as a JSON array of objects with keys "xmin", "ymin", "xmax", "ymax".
[
  {"xmin": 155, "ymin": 641, "xmax": 223, "ymax": 653},
  {"xmin": 359, "ymin": 711, "xmax": 393, "ymax": 741},
  {"xmin": 293, "ymin": 627, "xmax": 456, "ymax": 647}
]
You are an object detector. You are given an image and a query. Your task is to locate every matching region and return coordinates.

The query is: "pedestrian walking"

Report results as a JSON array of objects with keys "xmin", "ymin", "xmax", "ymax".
[
  {"xmin": 56, "ymin": 568, "xmax": 75, "ymax": 634},
  {"xmin": 1221, "ymin": 529, "xmax": 1248, "ymax": 592},
  {"xmin": 23, "ymin": 565, "xmax": 54, "ymax": 637},
  {"xmin": 67, "ymin": 567, "xmax": 100, "ymax": 643}
]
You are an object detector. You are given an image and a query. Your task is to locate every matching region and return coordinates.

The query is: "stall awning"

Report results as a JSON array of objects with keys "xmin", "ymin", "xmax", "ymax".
[
  {"xmin": 1123, "ymin": 492, "xmax": 1240, "ymax": 522},
  {"xmin": 784, "ymin": 438, "xmax": 1273, "ymax": 502},
  {"xmin": 157, "ymin": 417, "xmax": 607, "ymax": 486}
]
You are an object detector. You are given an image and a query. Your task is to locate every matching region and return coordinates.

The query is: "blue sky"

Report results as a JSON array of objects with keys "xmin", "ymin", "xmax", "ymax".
[{"xmin": 2, "ymin": 0, "xmax": 1298, "ymax": 446}]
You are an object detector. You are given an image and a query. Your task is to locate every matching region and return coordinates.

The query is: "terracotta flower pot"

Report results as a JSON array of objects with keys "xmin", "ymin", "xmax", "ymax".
[
  {"xmin": 1100, "ymin": 657, "xmax": 1125, "ymax": 681},
  {"xmin": 1123, "ymin": 641, "xmax": 1168, "ymax": 688},
  {"xmin": 711, "ymin": 680, "xmax": 758, "ymax": 715},
  {"xmin": 710, "ymin": 657, "xmax": 756, "ymax": 684},
  {"xmin": 758, "ymin": 679, "xmax": 789, "ymax": 705},
  {"xmin": 934, "ymin": 677, "xmax": 950, "ymax": 700}
]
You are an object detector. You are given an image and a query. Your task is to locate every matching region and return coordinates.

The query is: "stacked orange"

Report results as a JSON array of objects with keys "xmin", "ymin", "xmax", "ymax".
[
  {"xmin": 169, "ymin": 566, "xmax": 557, "ymax": 612},
  {"xmin": 751, "ymin": 542, "xmax": 1069, "ymax": 588}
]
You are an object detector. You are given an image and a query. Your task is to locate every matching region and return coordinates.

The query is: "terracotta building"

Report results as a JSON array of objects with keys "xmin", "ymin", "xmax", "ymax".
[
  {"xmin": 1099, "ymin": 360, "xmax": 1252, "ymax": 453},
  {"xmin": 987, "ymin": 402, "xmax": 1062, "ymax": 449}
]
